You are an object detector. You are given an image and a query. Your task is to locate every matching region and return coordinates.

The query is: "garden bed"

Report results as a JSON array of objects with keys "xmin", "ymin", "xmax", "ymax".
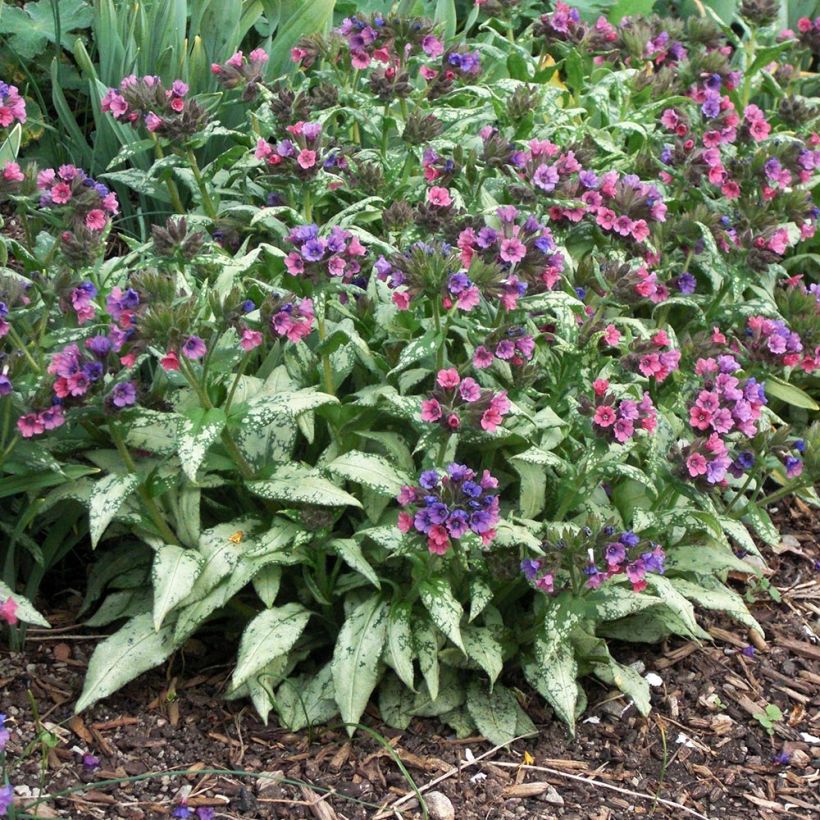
[{"xmin": 2, "ymin": 502, "xmax": 817, "ymax": 819}]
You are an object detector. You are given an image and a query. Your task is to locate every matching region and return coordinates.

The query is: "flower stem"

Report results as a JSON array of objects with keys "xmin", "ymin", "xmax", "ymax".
[
  {"xmin": 187, "ymin": 149, "xmax": 218, "ymax": 221},
  {"xmin": 6, "ymin": 324, "xmax": 41, "ymax": 373},
  {"xmin": 149, "ymin": 133, "xmax": 185, "ymax": 214},
  {"xmin": 316, "ymin": 295, "xmax": 336, "ymax": 397},
  {"xmin": 109, "ymin": 423, "xmax": 181, "ymax": 546}
]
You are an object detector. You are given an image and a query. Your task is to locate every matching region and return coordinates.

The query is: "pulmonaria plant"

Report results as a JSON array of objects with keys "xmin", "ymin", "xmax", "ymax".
[
  {"xmin": 255, "ymin": 121, "xmax": 342, "ymax": 180},
  {"xmin": 211, "ymin": 48, "xmax": 270, "ymax": 100},
  {"xmin": 618, "ymin": 329, "xmax": 682, "ymax": 384},
  {"xmin": 421, "ymin": 368, "xmax": 511, "ymax": 433},
  {"xmin": 0, "ymin": 80, "xmax": 26, "ymax": 128},
  {"xmin": 397, "ymin": 464, "xmax": 500, "ymax": 554}
]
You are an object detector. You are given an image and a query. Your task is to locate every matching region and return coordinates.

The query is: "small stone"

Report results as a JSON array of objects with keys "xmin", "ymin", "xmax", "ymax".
[
  {"xmin": 255, "ymin": 770, "xmax": 284, "ymax": 798},
  {"xmin": 789, "ymin": 749, "xmax": 811, "ymax": 769},
  {"xmin": 425, "ymin": 791, "xmax": 455, "ymax": 820},
  {"xmin": 537, "ymin": 785, "xmax": 564, "ymax": 806}
]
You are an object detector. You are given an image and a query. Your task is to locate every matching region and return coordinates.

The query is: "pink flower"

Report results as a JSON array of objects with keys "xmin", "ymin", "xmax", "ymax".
[
  {"xmin": 240, "ymin": 328, "xmax": 263, "ymax": 351},
  {"xmin": 422, "ymin": 35, "xmax": 444, "ymax": 57},
  {"xmin": 456, "ymin": 285, "xmax": 480, "ymax": 311},
  {"xmin": 499, "ymin": 237, "xmax": 526, "ymax": 264},
  {"xmin": 2, "ymin": 162, "xmax": 24, "ymax": 182},
  {"xmin": 427, "ymin": 186, "xmax": 452, "ymax": 207},
  {"xmin": 227, "ymin": 51, "xmax": 245, "ymax": 68},
  {"xmin": 160, "ymin": 350, "xmax": 180, "ymax": 371},
  {"xmin": 51, "ymin": 182, "xmax": 72, "ymax": 204},
  {"xmin": 612, "ymin": 215, "xmax": 633, "ymax": 236},
  {"xmin": 603, "ymin": 324, "xmax": 621, "ymax": 346},
  {"xmin": 592, "ymin": 379, "xmax": 609, "ymax": 396},
  {"xmin": 145, "ymin": 112, "xmax": 162, "ymax": 132},
  {"xmin": 85, "ymin": 209, "xmax": 107, "ymax": 231},
  {"xmin": 686, "ymin": 453, "xmax": 708, "ymax": 477},
  {"xmin": 721, "ymin": 181, "xmax": 740, "ymax": 199},
  {"xmin": 473, "ymin": 346, "xmax": 493, "ymax": 369},
  {"xmin": 480, "ymin": 407, "xmax": 503, "ymax": 432},
  {"xmin": 18, "ymin": 413, "xmax": 45, "ymax": 438},
  {"xmin": 689, "ymin": 405, "xmax": 712, "ymax": 430},
  {"xmin": 297, "ymin": 149, "xmax": 317, "ymax": 169},
  {"xmin": 392, "ymin": 290, "xmax": 410, "ymax": 310},
  {"xmin": 613, "ymin": 418, "xmax": 634, "ymax": 443},
  {"xmin": 0, "ymin": 596, "xmax": 18, "ymax": 626},
  {"xmin": 631, "ymin": 219, "xmax": 650, "ymax": 243},
  {"xmin": 351, "ymin": 51, "xmax": 371, "ymax": 69},
  {"xmin": 594, "ymin": 406, "xmax": 616, "ymax": 427},
  {"xmin": 398, "ymin": 511, "xmax": 414, "ymax": 533},
  {"xmin": 459, "ymin": 378, "xmax": 481, "ymax": 402},
  {"xmin": 437, "ymin": 369, "xmax": 460, "ymax": 389},
  {"xmin": 421, "ymin": 398, "xmax": 442, "ymax": 422},
  {"xmin": 427, "ymin": 524, "xmax": 450, "ymax": 555}
]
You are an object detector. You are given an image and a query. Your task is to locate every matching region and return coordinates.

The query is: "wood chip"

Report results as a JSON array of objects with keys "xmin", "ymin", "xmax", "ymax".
[
  {"xmin": 68, "ymin": 716, "xmax": 93, "ymax": 744},
  {"xmin": 299, "ymin": 785, "xmax": 338, "ymax": 820},
  {"xmin": 90, "ymin": 717, "xmax": 139, "ymax": 731},
  {"xmin": 503, "ymin": 782, "xmax": 551, "ymax": 798},
  {"xmin": 776, "ymin": 638, "xmax": 820, "ymax": 662}
]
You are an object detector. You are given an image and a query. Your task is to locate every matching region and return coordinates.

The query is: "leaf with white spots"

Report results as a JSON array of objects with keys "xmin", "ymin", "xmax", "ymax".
[
  {"xmin": 670, "ymin": 575, "xmax": 763, "ymax": 635},
  {"xmin": 420, "ymin": 577, "xmax": 465, "ymax": 653},
  {"xmin": 413, "ymin": 618, "xmax": 440, "ymax": 701},
  {"xmin": 232, "ymin": 603, "xmax": 311, "ymax": 688},
  {"xmin": 76, "ymin": 613, "xmax": 176, "ymax": 712},
  {"xmin": 247, "ymin": 465, "xmax": 362, "ymax": 508},
  {"xmin": 332, "ymin": 594, "xmax": 388, "ymax": 736},
  {"xmin": 326, "ymin": 451, "xmax": 412, "ymax": 497},
  {"xmin": 89, "ymin": 473, "xmax": 141, "ymax": 548},
  {"xmin": 276, "ymin": 663, "xmax": 338, "ymax": 732},
  {"xmin": 252, "ymin": 565, "xmax": 282, "ymax": 607},
  {"xmin": 462, "ymin": 626, "xmax": 503, "ymax": 685},
  {"xmin": 151, "ymin": 545, "xmax": 204, "ymax": 631},
  {"xmin": 466, "ymin": 680, "xmax": 518, "ymax": 746},
  {"xmin": 330, "ymin": 539, "xmax": 381, "ymax": 589},
  {"xmin": 387, "ymin": 601, "xmax": 415, "ymax": 690},
  {"xmin": 178, "ymin": 407, "xmax": 226, "ymax": 481}
]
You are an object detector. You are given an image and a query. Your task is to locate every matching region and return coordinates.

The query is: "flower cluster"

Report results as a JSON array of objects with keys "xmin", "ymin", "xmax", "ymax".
[
  {"xmin": 0, "ymin": 81, "xmax": 26, "ymax": 128},
  {"xmin": 619, "ymin": 329, "xmax": 682, "ymax": 384},
  {"xmin": 521, "ymin": 527, "xmax": 666, "ymax": 595},
  {"xmin": 101, "ymin": 75, "xmax": 207, "ymax": 139},
  {"xmin": 284, "ymin": 224, "xmax": 368, "ymax": 285},
  {"xmin": 688, "ymin": 356, "xmax": 766, "ymax": 438},
  {"xmin": 421, "ymin": 368, "xmax": 511, "ymax": 433},
  {"xmin": 255, "ymin": 121, "xmax": 340, "ymax": 179},
  {"xmin": 535, "ymin": 2, "xmax": 619, "ymax": 56},
  {"xmin": 269, "ymin": 295, "xmax": 315, "ymax": 343},
  {"xmin": 473, "ymin": 326, "xmax": 536, "ymax": 369},
  {"xmin": 36, "ymin": 165, "xmax": 119, "ymax": 227},
  {"xmin": 397, "ymin": 464, "xmax": 500, "ymax": 554},
  {"xmin": 211, "ymin": 48, "xmax": 269, "ymax": 100},
  {"xmin": 581, "ymin": 379, "xmax": 657, "ymax": 443},
  {"xmin": 457, "ymin": 206, "xmax": 563, "ymax": 296},
  {"xmin": 742, "ymin": 315, "xmax": 811, "ymax": 371}
]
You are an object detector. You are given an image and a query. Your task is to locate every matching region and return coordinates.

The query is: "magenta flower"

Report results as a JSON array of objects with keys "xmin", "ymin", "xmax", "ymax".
[{"xmin": 182, "ymin": 336, "xmax": 207, "ymax": 360}]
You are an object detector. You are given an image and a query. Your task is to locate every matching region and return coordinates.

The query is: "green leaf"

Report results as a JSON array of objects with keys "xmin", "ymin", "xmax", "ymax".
[
  {"xmin": 276, "ymin": 663, "xmax": 338, "ymax": 731},
  {"xmin": 420, "ymin": 577, "xmax": 465, "ymax": 653},
  {"xmin": 511, "ymin": 459, "xmax": 547, "ymax": 518},
  {"xmin": 388, "ymin": 329, "xmax": 441, "ymax": 375},
  {"xmin": 76, "ymin": 613, "xmax": 176, "ymax": 712},
  {"xmin": 671, "ymin": 576, "xmax": 763, "ymax": 635},
  {"xmin": 0, "ymin": 124, "xmax": 22, "ymax": 165},
  {"xmin": 252, "ymin": 565, "xmax": 282, "ymax": 607},
  {"xmin": 764, "ymin": 377, "xmax": 819, "ymax": 411},
  {"xmin": 586, "ymin": 584, "xmax": 663, "ymax": 622},
  {"xmin": 644, "ymin": 576, "xmax": 710, "ymax": 640},
  {"xmin": 151, "ymin": 546, "xmax": 204, "ymax": 631},
  {"xmin": 524, "ymin": 602, "xmax": 579, "ymax": 729},
  {"xmin": 413, "ymin": 618, "xmax": 440, "ymax": 701},
  {"xmin": 387, "ymin": 602, "xmax": 415, "ymax": 690},
  {"xmin": 592, "ymin": 656, "xmax": 651, "ymax": 715},
  {"xmin": 326, "ymin": 451, "xmax": 411, "ymax": 497},
  {"xmin": 267, "ymin": 0, "xmax": 336, "ymax": 75},
  {"xmin": 466, "ymin": 680, "xmax": 518, "ymax": 747},
  {"xmin": 469, "ymin": 577, "xmax": 493, "ymax": 622},
  {"xmin": 178, "ymin": 407, "xmax": 226, "ymax": 482},
  {"xmin": 379, "ymin": 672, "xmax": 415, "ymax": 730},
  {"xmin": 666, "ymin": 543, "xmax": 757, "ymax": 577},
  {"xmin": 89, "ymin": 473, "xmax": 140, "ymax": 548},
  {"xmin": 0, "ymin": 0, "xmax": 94, "ymax": 60},
  {"xmin": 332, "ymin": 594, "xmax": 389, "ymax": 736},
  {"xmin": 0, "ymin": 582, "xmax": 50, "ymax": 627},
  {"xmin": 232, "ymin": 603, "xmax": 311, "ymax": 688},
  {"xmin": 463, "ymin": 626, "xmax": 503, "ymax": 685},
  {"xmin": 247, "ymin": 465, "xmax": 362, "ymax": 508},
  {"xmin": 329, "ymin": 538, "xmax": 381, "ymax": 589}
]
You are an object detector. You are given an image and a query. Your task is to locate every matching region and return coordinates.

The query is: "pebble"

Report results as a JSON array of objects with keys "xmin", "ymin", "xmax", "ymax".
[{"xmin": 425, "ymin": 790, "xmax": 455, "ymax": 820}]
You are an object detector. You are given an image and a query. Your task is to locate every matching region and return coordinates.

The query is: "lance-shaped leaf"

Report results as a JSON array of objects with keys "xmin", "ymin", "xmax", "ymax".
[
  {"xmin": 89, "ymin": 473, "xmax": 140, "ymax": 548},
  {"xmin": 387, "ymin": 601, "xmax": 415, "ymax": 690},
  {"xmin": 0, "ymin": 582, "xmax": 49, "ymax": 627},
  {"xmin": 247, "ymin": 465, "xmax": 362, "ymax": 508},
  {"xmin": 420, "ymin": 577, "xmax": 465, "ymax": 653},
  {"xmin": 332, "ymin": 594, "xmax": 388, "ymax": 736},
  {"xmin": 232, "ymin": 603, "xmax": 311, "ymax": 688},
  {"xmin": 466, "ymin": 680, "xmax": 518, "ymax": 747},
  {"xmin": 76, "ymin": 613, "xmax": 176, "ymax": 712},
  {"xmin": 326, "ymin": 451, "xmax": 411, "ymax": 497},
  {"xmin": 151, "ymin": 546, "xmax": 204, "ymax": 631},
  {"xmin": 178, "ymin": 407, "xmax": 226, "ymax": 481},
  {"xmin": 462, "ymin": 626, "xmax": 503, "ymax": 685}
]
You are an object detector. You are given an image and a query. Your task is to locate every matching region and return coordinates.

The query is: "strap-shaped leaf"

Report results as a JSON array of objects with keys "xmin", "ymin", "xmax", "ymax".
[
  {"xmin": 178, "ymin": 407, "xmax": 226, "ymax": 481},
  {"xmin": 387, "ymin": 601, "xmax": 415, "ymax": 690},
  {"xmin": 326, "ymin": 451, "xmax": 411, "ymax": 497},
  {"xmin": 232, "ymin": 603, "xmax": 311, "ymax": 688},
  {"xmin": 332, "ymin": 594, "xmax": 388, "ymax": 736},
  {"xmin": 420, "ymin": 577, "xmax": 465, "ymax": 653},
  {"xmin": 151, "ymin": 546, "xmax": 204, "ymax": 631},
  {"xmin": 89, "ymin": 473, "xmax": 140, "ymax": 548}
]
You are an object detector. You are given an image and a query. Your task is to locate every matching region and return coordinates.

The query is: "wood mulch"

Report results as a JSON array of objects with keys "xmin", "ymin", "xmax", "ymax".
[{"xmin": 1, "ymin": 501, "xmax": 818, "ymax": 819}]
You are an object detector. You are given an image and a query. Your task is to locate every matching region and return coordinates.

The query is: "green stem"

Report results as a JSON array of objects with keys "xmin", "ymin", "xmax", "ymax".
[
  {"xmin": 149, "ymin": 133, "xmax": 185, "ymax": 214},
  {"xmin": 6, "ymin": 324, "xmax": 41, "ymax": 372},
  {"xmin": 303, "ymin": 188, "xmax": 313, "ymax": 223},
  {"xmin": 381, "ymin": 101, "xmax": 390, "ymax": 157},
  {"xmin": 316, "ymin": 298, "xmax": 336, "ymax": 397},
  {"xmin": 187, "ymin": 149, "xmax": 217, "ymax": 221},
  {"xmin": 724, "ymin": 470, "xmax": 757, "ymax": 515},
  {"xmin": 754, "ymin": 483, "xmax": 809, "ymax": 511},
  {"xmin": 432, "ymin": 299, "xmax": 444, "ymax": 370},
  {"xmin": 109, "ymin": 423, "xmax": 181, "ymax": 546}
]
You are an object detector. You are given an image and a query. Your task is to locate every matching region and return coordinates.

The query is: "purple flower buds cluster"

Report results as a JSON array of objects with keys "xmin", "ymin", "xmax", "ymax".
[
  {"xmin": 284, "ymin": 223, "xmax": 368, "ymax": 286},
  {"xmin": 397, "ymin": 464, "xmax": 500, "ymax": 555},
  {"xmin": 255, "ymin": 121, "xmax": 343, "ymax": 179}
]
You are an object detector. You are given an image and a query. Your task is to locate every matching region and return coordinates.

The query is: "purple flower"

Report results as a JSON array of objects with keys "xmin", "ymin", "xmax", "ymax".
[
  {"xmin": 521, "ymin": 558, "xmax": 541, "ymax": 580},
  {"xmin": 701, "ymin": 90, "xmax": 721, "ymax": 118},
  {"xmin": 447, "ymin": 273, "xmax": 470, "ymax": 294},
  {"xmin": 620, "ymin": 531, "xmax": 640, "ymax": 547},
  {"xmin": 447, "ymin": 463, "xmax": 472, "ymax": 481},
  {"xmin": 419, "ymin": 470, "xmax": 440, "ymax": 490},
  {"xmin": 605, "ymin": 542, "xmax": 626, "ymax": 566},
  {"xmin": 86, "ymin": 335, "xmax": 112, "ymax": 358},
  {"xmin": 0, "ymin": 713, "xmax": 9, "ymax": 750},
  {"xmin": 111, "ymin": 381, "xmax": 137, "ymax": 408},
  {"xmin": 182, "ymin": 335, "xmax": 207, "ymax": 360},
  {"xmin": 0, "ymin": 784, "xmax": 12, "ymax": 816},
  {"xmin": 82, "ymin": 753, "xmax": 101, "ymax": 770},
  {"xmin": 741, "ymin": 645, "xmax": 756, "ymax": 658},
  {"xmin": 532, "ymin": 163, "xmax": 559, "ymax": 191},
  {"xmin": 301, "ymin": 238, "xmax": 326, "ymax": 261},
  {"xmin": 677, "ymin": 272, "xmax": 696, "ymax": 294},
  {"xmin": 0, "ymin": 375, "xmax": 11, "ymax": 396}
]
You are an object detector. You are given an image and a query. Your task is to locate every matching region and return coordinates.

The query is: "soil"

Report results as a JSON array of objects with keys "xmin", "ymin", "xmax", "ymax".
[{"xmin": 1, "ymin": 501, "xmax": 818, "ymax": 820}]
